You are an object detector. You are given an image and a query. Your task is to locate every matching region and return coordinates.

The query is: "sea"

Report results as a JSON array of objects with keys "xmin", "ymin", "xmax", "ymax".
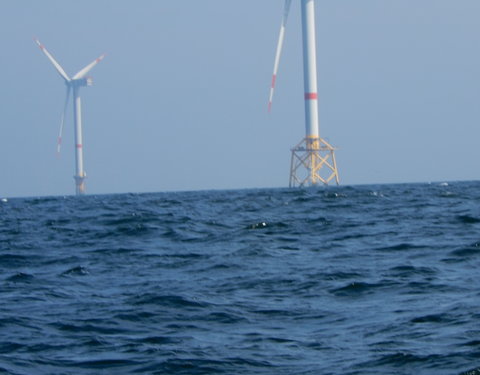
[{"xmin": 1, "ymin": 181, "xmax": 480, "ymax": 375}]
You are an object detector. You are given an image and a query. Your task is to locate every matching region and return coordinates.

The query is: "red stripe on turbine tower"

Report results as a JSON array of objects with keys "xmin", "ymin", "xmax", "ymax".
[
  {"xmin": 76, "ymin": 144, "xmax": 83, "ymax": 149},
  {"xmin": 305, "ymin": 92, "xmax": 318, "ymax": 100}
]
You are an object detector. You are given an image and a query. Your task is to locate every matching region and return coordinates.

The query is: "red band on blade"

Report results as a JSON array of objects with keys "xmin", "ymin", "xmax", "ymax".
[
  {"xmin": 76, "ymin": 144, "xmax": 83, "ymax": 149},
  {"xmin": 305, "ymin": 93, "xmax": 318, "ymax": 100},
  {"xmin": 271, "ymin": 75, "xmax": 277, "ymax": 88}
]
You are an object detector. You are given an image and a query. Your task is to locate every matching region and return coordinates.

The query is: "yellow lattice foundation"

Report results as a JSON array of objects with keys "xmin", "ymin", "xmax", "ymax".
[
  {"xmin": 74, "ymin": 173, "xmax": 86, "ymax": 195},
  {"xmin": 289, "ymin": 136, "xmax": 339, "ymax": 187}
]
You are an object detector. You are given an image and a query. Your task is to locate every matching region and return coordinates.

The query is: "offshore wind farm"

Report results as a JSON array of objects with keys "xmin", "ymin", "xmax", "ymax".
[
  {"xmin": 2, "ymin": 2, "xmax": 480, "ymax": 375},
  {"xmin": 2, "ymin": 1, "xmax": 480, "ymax": 197},
  {"xmin": 34, "ymin": 0, "xmax": 339, "ymax": 196}
]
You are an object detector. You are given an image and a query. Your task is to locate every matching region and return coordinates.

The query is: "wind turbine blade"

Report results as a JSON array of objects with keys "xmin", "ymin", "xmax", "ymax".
[
  {"xmin": 57, "ymin": 87, "xmax": 71, "ymax": 156},
  {"xmin": 34, "ymin": 38, "xmax": 71, "ymax": 82},
  {"xmin": 268, "ymin": 0, "xmax": 292, "ymax": 112},
  {"xmin": 72, "ymin": 53, "xmax": 106, "ymax": 80}
]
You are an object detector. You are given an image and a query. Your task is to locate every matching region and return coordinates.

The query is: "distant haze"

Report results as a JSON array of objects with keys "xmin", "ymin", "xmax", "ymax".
[{"xmin": 1, "ymin": 0, "xmax": 480, "ymax": 197}]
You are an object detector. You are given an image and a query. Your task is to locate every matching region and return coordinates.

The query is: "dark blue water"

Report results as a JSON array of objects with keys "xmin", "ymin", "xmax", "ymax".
[{"xmin": 1, "ymin": 182, "xmax": 480, "ymax": 375}]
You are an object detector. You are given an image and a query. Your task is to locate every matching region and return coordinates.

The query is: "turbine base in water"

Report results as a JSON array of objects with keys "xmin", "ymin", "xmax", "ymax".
[
  {"xmin": 74, "ymin": 174, "xmax": 86, "ymax": 195},
  {"xmin": 289, "ymin": 136, "xmax": 339, "ymax": 187}
]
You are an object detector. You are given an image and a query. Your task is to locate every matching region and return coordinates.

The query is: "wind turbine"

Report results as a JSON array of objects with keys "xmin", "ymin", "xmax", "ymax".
[
  {"xmin": 34, "ymin": 38, "xmax": 105, "ymax": 195},
  {"xmin": 269, "ymin": 0, "xmax": 339, "ymax": 187}
]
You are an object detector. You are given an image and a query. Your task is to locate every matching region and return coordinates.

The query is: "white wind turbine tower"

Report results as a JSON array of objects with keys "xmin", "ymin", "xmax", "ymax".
[
  {"xmin": 269, "ymin": 0, "xmax": 339, "ymax": 187},
  {"xmin": 35, "ymin": 38, "xmax": 105, "ymax": 195}
]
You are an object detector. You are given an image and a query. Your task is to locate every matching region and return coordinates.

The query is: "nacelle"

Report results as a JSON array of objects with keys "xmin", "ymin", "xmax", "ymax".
[{"xmin": 72, "ymin": 77, "xmax": 94, "ymax": 87}]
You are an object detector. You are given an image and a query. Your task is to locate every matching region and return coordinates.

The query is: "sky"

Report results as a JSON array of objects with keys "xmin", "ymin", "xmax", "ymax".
[{"xmin": 1, "ymin": 0, "xmax": 480, "ymax": 198}]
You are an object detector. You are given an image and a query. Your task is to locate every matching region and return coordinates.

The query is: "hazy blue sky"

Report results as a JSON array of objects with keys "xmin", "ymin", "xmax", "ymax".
[{"xmin": 1, "ymin": 0, "xmax": 480, "ymax": 197}]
